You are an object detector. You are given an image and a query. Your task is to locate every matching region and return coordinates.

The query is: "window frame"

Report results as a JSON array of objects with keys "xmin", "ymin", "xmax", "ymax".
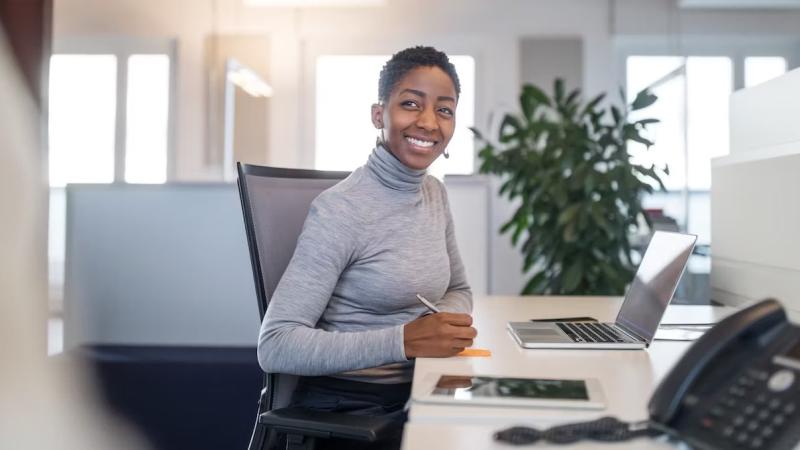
[{"xmin": 52, "ymin": 36, "xmax": 177, "ymax": 183}]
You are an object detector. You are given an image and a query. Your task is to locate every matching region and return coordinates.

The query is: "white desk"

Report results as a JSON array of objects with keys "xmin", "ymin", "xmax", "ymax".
[{"xmin": 402, "ymin": 296, "xmax": 734, "ymax": 449}]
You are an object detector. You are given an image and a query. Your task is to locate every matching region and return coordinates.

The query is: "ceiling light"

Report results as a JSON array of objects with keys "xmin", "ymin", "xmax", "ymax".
[
  {"xmin": 226, "ymin": 59, "xmax": 273, "ymax": 98},
  {"xmin": 243, "ymin": 0, "xmax": 385, "ymax": 7}
]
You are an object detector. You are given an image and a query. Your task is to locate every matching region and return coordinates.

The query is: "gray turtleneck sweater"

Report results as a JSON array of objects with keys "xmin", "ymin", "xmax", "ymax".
[{"xmin": 257, "ymin": 145, "xmax": 472, "ymax": 384}]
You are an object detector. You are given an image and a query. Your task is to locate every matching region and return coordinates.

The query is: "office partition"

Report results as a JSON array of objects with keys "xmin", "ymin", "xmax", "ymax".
[
  {"xmin": 64, "ymin": 183, "xmax": 258, "ymax": 349},
  {"xmin": 711, "ymin": 68, "xmax": 800, "ymax": 316}
]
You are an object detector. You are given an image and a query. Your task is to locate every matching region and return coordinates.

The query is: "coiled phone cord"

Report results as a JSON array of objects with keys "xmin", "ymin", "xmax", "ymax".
[{"xmin": 494, "ymin": 417, "xmax": 660, "ymax": 445}]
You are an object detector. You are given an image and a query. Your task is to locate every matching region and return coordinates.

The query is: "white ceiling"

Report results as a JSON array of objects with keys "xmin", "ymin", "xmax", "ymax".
[{"xmin": 679, "ymin": 0, "xmax": 800, "ymax": 9}]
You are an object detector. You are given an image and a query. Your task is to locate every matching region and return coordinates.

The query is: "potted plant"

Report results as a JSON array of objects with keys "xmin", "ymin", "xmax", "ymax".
[{"xmin": 472, "ymin": 79, "xmax": 666, "ymax": 295}]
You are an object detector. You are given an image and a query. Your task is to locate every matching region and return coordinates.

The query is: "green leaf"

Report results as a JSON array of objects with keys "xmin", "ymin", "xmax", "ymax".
[
  {"xmin": 498, "ymin": 178, "xmax": 514, "ymax": 195},
  {"xmin": 562, "ymin": 221, "xmax": 578, "ymax": 243},
  {"xmin": 521, "ymin": 85, "xmax": 549, "ymax": 121},
  {"xmin": 635, "ymin": 118, "xmax": 660, "ymax": 127},
  {"xmin": 499, "ymin": 115, "xmax": 523, "ymax": 143},
  {"xmin": 469, "ymin": 126, "xmax": 484, "ymax": 140},
  {"xmin": 611, "ymin": 106, "xmax": 622, "ymax": 125},
  {"xmin": 511, "ymin": 214, "xmax": 528, "ymax": 245},
  {"xmin": 557, "ymin": 204, "xmax": 581, "ymax": 225},
  {"xmin": 520, "ymin": 92, "xmax": 534, "ymax": 120},
  {"xmin": 554, "ymin": 78, "xmax": 565, "ymax": 104},
  {"xmin": 599, "ymin": 262, "xmax": 621, "ymax": 285},
  {"xmin": 565, "ymin": 88, "xmax": 581, "ymax": 108},
  {"xmin": 582, "ymin": 93, "xmax": 606, "ymax": 116},
  {"xmin": 631, "ymin": 89, "xmax": 657, "ymax": 111},
  {"xmin": 523, "ymin": 84, "xmax": 552, "ymax": 107},
  {"xmin": 562, "ymin": 259, "xmax": 583, "ymax": 292},
  {"xmin": 499, "ymin": 220, "xmax": 515, "ymax": 234},
  {"xmin": 629, "ymin": 134, "xmax": 654, "ymax": 147},
  {"xmin": 583, "ymin": 174, "xmax": 596, "ymax": 194},
  {"xmin": 522, "ymin": 271, "xmax": 547, "ymax": 295}
]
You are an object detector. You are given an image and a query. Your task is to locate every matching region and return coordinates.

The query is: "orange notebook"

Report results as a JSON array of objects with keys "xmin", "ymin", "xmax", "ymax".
[{"xmin": 457, "ymin": 348, "xmax": 492, "ymax": 357}]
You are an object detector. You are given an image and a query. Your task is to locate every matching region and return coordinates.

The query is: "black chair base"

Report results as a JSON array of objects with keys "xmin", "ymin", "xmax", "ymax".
[{"xmin": 286, "ymin": 433, "xmax": 316, "ymax": 450}]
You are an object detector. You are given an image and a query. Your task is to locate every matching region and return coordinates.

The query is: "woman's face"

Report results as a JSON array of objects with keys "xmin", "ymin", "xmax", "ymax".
[{"xmin": 372, "ymin": 66, "xmax": 457, "ymax": 170}]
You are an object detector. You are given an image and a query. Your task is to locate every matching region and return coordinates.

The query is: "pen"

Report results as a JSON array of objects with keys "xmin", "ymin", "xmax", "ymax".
[{"xmin": 416, "ymin": 294, "xmax": 441, "ymax": 314}]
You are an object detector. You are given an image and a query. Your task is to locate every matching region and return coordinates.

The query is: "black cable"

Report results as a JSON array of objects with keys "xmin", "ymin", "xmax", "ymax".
[{"xmin": 494, "ymin": 417, "xmax": 660, "ymax": 446}]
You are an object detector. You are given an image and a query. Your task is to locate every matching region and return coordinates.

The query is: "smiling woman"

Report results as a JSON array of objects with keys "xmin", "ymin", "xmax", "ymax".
[
  {"xmin": 370, "ymin": 56, "xmax": 460, "ymax": 170},
  {"xmin": 258, "ymin": 46, "xmax": 474, "ymax": 450}
]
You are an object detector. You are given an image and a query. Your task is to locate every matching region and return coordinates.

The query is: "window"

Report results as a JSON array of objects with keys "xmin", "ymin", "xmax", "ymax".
[
  {"xmin": 49, "ymin": 55, "xmax": 118, "ymax": 187},
  {"xmin": 125, "ymin": 54, "xmax": 171, "ymax": 183},
  {"xmin": 626, "ymin": 53, "xmax": 790, "ymax": 248},
  {"xmin": 627, "ymin": 56, "xmax": 732, "ymax": 193},
  {"xmin": 314, "ymin": 54, "xmax": 475, "ymax": 178},
  {"xmin": 626, "ymin": 55, "xmax": 734, "ymax": 254},
  {"xmin": 745, "ymin": 57, "xmax": 787, "ymax": 88},
  {"xmin": 49, "ymin": 52, "xmax": 171, "ymax": 186}
]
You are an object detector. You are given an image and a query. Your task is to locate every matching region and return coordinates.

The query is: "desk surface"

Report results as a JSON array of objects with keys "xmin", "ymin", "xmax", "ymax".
[{"xmin": 402, "ymin": 296, "xmax": 734, "ymax": 450}]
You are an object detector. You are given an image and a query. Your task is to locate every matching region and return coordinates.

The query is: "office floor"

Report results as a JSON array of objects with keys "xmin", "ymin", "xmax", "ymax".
[{"xmin": 48, "ymin": 317, "xmax": 263, "ymax": 450}]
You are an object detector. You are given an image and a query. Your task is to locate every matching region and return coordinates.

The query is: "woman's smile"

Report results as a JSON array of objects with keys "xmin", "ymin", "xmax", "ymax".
[{"xmin": 404, "ymin": 134, "xmax": 437, "ymax": 150}]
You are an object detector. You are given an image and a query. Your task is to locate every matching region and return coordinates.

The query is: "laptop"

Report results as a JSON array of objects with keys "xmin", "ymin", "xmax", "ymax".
[{"xmin": 508, "ymin": 231, "xmax": 697, "ymax": 349}]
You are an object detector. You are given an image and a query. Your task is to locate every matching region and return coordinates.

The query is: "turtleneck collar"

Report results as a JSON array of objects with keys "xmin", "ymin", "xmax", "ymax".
[{"xmin": 365, "ymin": 142, "xmax": 426, "ymax": 192}]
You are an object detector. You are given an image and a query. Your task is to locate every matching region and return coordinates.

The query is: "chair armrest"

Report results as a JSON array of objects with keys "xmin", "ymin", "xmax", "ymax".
[{"xmin": 259, "ymin": 407, "xmax": 395, "ymax": 442}]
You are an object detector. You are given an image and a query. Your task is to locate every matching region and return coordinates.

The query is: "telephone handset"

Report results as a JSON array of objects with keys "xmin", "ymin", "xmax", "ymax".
[{"xmin": 649, "ymin": 298, "xmax": 800, "ymax": 450}]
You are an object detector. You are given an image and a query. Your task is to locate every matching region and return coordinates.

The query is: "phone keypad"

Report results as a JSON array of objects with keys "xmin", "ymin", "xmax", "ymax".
[{"xmin": 695, "ymin": 368, "xmax": 798, "ymax": 449}]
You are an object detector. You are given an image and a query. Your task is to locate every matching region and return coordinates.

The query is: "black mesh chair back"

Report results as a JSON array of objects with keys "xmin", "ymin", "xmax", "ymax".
[
  {"xmin": 237, "ymin": 162, "xmax": 348, "ymax": 407},
  {"xmin": 238, "ymin": 163, "xmax": 393, "ymax": 450}
]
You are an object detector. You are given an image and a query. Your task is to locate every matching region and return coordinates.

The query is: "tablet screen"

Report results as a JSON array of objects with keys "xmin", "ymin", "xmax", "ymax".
[{"xmin": 431, "ymin": 375, "xmax": 588, "ymax": 401}]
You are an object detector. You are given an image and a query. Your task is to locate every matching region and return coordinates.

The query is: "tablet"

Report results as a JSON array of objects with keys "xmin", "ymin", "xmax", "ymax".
[{"xmin": 416, "ymin": 375, "xmax": 606, "ymax": 410}]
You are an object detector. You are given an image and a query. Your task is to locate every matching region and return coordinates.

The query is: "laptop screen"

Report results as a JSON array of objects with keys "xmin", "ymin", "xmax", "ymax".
[{"xmin": 615, "ymin": 232, "xmax": 697, "ymax": 342}]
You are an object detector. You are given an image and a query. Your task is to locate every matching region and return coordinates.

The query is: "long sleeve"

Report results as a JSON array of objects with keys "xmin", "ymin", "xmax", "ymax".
[
  {"xmin": 256, "ymin": 197, "xmax": 407, "ymax": 376},
  {"xmin": 436, "ymin": 184, "xmax": 473, "ymax": 314}
]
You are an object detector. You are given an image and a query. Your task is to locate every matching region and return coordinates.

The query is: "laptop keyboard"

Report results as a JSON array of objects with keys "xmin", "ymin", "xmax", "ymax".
[{"xmin": 556, "ymin": 322, "xmax": 630, "ymax": 343}]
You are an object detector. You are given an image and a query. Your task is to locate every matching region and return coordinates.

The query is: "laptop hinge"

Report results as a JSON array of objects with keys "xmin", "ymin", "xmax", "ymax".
[{"xmin": 616, "ymin": 323, "xmax": 648, "ymax": 344}]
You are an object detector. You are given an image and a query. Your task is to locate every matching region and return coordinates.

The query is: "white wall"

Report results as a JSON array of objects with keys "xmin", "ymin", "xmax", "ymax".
[
  {"xmin": 53, "ymin": 0, "xmax": 800, "ymax": 294},
  {"xmin": 520, "ymin": 37, "xmax": 583, "ymax": 93},
  {"xmin": 730, "ymin": 67, "xmax": 800, "ymax": 156},
  {"xmin": 444, "ymin": 176, "xmax": 490, "ymax": 296}
]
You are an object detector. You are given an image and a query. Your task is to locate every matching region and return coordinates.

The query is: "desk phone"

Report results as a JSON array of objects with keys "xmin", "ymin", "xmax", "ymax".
[{"xmin": 649, "ymin": 299, "xmax": 800, "ymax": 450}]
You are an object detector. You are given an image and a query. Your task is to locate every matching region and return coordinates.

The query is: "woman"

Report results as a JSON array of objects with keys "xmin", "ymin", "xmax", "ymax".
[{"xmin": 258, "ymin": 46, "xmax": 476, "ymax": 448}]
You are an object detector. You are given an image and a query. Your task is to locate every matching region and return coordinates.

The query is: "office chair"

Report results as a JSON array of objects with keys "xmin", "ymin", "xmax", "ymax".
[{"xmin": 237, "ymin": 163, "xmax": 395, "ymax": 450}]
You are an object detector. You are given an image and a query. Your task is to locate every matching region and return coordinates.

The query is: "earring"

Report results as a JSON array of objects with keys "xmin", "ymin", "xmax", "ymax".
[{"xmin": 443, "ymin": 148, "xmax": 450, "ymax": 159}]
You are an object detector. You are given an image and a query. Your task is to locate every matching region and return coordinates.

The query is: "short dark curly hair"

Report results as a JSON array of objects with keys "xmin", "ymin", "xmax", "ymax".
[{"xmin": 378, "ymin": 46, "xmax": 461, "ymax": 104}]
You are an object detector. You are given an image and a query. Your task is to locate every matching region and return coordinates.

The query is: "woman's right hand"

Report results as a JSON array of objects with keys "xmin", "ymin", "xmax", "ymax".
[{"xmin": 403, "ymin": 313, "xmax": 477, "ymax": 359}]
